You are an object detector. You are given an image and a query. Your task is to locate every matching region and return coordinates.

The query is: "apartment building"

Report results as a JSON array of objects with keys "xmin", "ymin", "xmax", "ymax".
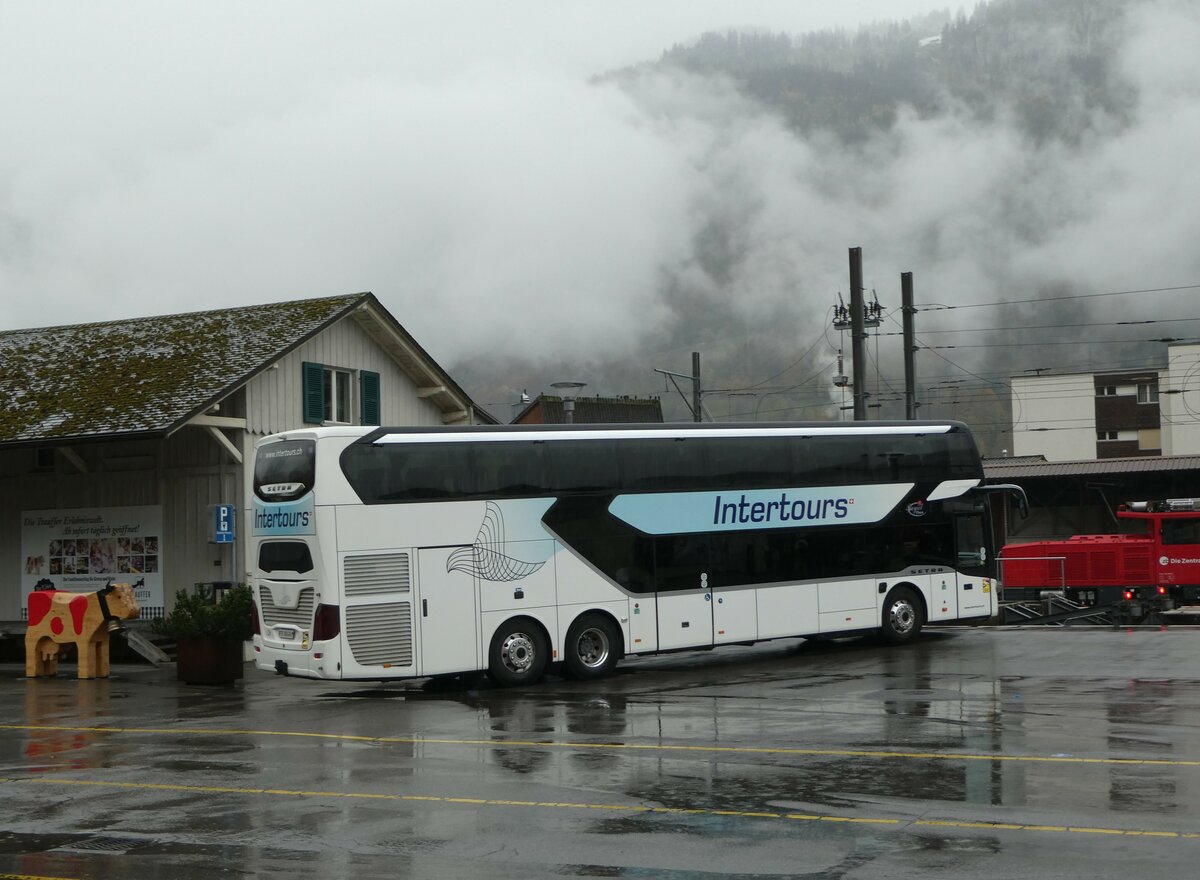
[{"xmin": 1010, "ymin": 342, "xmax": 1200, "ymax": 461}]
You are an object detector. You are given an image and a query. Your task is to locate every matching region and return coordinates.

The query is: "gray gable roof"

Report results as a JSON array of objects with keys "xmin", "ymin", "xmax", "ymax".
[
  {"xmin": 512, "ymin": 394, "xmax": 664, "ymax": 424},
  {"xmin": 0, "ymin": 292, "xmax": 487, "ymax": 446}
]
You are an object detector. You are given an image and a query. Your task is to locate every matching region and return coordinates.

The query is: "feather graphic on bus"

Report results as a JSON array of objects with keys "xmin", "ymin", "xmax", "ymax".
[{"xmin": 446, "ymin": 501, "xmax": 546, "ymax": 582}]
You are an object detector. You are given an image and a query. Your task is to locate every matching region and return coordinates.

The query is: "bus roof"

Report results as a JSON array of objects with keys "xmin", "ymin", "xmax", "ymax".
[
  {"xmin": 364, "ymin": 420, "xmax": 968, "ymax": 444},
  {"xmin": 257, "ymin": 420, "xmax": 971, "ymax": 447}
]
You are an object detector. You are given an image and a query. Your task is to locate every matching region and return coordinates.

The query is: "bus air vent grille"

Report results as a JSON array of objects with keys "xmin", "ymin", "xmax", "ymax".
[
  {"xmin": 343, "ymin": 553, "xmax": 412, "ymax": 597},
  {"xmin": 346, "ymin": 602, "xmax": 414, "ymax": 666},
  {"xmin": 258, "ymin": 587, "xmax": 314, "ymax": 627}
]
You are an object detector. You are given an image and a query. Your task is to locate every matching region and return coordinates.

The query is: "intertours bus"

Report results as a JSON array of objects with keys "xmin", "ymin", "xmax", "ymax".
[{"xmin": 249, "ymin": 421, "xmax": 1018, "ymax": 687}]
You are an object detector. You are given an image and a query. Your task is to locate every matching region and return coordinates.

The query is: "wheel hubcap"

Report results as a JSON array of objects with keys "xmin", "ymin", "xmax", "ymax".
[
  {"xmin": 576, "ymin": 627, "xmax": 610, "ymax": 668},
  {"xmin": 500, "ymin": 633, "xmax": 536, "ymax": 673},
  {"xmin": 890, "ymin": 600, "xmax": 916, "ymax": 634}
]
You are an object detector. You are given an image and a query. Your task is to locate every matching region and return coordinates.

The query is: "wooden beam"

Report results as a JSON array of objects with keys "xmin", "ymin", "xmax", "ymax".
[
  {"xmin": 57, "ymin": 447, "xmax": 88, "ymax": 474},
  {"xmin": 418, "ymin": 385, "xmax": 448, "ymax": 399},
  {"xmin": 205, "ymin": 426, "xmax": 243, "ymax": 464},
  {"xmin": 189, "ymin": 414, "xmax": 248, "ymax": 429},
  {"xmin": 441, "ymin": 410, "xmax": 470, "ymax": 425}
]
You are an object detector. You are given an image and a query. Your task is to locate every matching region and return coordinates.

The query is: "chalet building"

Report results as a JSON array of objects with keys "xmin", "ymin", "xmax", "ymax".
[
  {"xmin": 0, "ymin": 292, "xmax": 490, "ymax": 622},
  {"xmin": 512, "ymin": 394, "xmax": 663, "ymax": 424}
]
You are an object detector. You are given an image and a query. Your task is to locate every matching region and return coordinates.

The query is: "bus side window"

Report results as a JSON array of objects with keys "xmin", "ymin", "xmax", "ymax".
[
  {"xmin": 614, "ymin": 537, "xmax": 655, "ymax": 592},
  {"xmin": 546, "ymin": 440, "xmax": 619, "ymax": 494},
  {"xmin": 802, "ymin": 439, "xmax": 856, "ymax": 485},
  {"xmin": 707, "ymin": 437, "xmax": 796, "ymax": 489},
  {"xmin": 472, "ymin": 441, "xmax": 549, "ymax": 497},
  {"xmin": 618, "ymin": 439, "xmax": 705, "ymax": 491},
  {"xmin": 654, "ymin": 534, "xmax": 711, "ymax": 592},
  {"xmin": 386, "ymin": 443, "xmax": 473, "ymax": 500},
  {"xmin": 954, "ymin": 513, "xmax": 987, "ymax": 569}
]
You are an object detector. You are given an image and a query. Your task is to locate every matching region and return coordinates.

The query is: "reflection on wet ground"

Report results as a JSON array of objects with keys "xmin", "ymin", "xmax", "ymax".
[{"xmin": 3, "ymin": 629, "xmax": 1200, "ymax": 877}]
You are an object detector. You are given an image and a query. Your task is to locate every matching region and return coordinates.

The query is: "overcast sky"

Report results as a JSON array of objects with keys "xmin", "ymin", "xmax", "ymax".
[
  {"xmin": 1, "ymin": 1, "xmax": 945, "ymax": 327},
  {"xmin": 3, "ymin": 0, "xmax": 1199, "ymax": 413}
]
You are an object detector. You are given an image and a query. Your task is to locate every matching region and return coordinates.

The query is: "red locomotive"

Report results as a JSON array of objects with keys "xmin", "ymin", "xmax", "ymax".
[{"xmin": 1001, "ymin": 499, "xmax": 1200, "ymax": 608}]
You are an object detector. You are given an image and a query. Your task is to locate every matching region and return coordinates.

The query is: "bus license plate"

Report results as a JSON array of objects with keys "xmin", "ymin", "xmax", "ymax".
[{"xmin": 275, "ymin": 626, "xmax": 297, "ymax": 641}]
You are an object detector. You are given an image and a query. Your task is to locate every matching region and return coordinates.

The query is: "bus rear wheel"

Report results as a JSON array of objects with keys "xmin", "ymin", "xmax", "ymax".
[
  {"xmin": 564, "ymin": 614, "xmax": 619, "ymax": 680},
  {"xmin": 881, "ymin": 587, "xmax": 923, "ymax": 646},
  {"xmin": 488, "ymin": 618, "xmax": 549, "ymax": 687}
]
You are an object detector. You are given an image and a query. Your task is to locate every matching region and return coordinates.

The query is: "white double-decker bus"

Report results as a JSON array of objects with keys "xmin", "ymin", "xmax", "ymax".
[{"xmin": 249, "ymin": 421, "xmax": 1019, "ymax": 686}]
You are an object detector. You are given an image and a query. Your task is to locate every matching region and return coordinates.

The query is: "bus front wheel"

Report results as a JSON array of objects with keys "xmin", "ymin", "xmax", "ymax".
[
  {"xmin": 488, "ymin": 618, "xmax": 549, "ymax": 687},
  {"xmin": 564, "ymin": 613, "xmax": 620, "ymax": 680},
  {"xmin": 881, "ymin": 587, "xmax": 924, "ymax": 646}
]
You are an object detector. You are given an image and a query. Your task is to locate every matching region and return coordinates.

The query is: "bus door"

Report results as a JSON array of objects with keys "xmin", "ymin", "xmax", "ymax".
[
  {"xmin": 654, "ymin": 535, "xmax": 715, "ymax": 650},
  {"xmin": 894, "ymin": 524, "xmax": 956, "ymax": 622},
  {"xmin": 416, "ymin": 545, "xmax": 480, "ymax": 676},
  {"xmin": 708, "ymin": 533, "xmax": 762, "ymax": 644},
  {"xmin": 916, "ymin": 570, "xmax": 957, "ymax": 621},
  {"xmin": 953, "ymin": 507, "xmax": 992, "ymax": 617}
]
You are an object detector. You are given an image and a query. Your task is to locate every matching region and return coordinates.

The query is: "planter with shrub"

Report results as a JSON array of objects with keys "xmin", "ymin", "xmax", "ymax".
[{"xmin": 155, "ymin": 585, "xmax": 253, "ymax": 685}]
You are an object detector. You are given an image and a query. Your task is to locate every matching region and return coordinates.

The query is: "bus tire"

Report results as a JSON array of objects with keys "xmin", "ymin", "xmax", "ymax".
[
  {"xmin": 881, "ymin": 587, "xmax": 923, "ymax": 646},
  {"xmin": 564, "ymin": 613, "xmax": 620, "ymax": 680},
  {"xmin": 488, "ymin": 618, "xmax": 549, "ymax": 688}
]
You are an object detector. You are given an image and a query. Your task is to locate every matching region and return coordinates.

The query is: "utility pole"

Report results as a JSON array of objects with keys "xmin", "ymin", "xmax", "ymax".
[
  {"xmin": 902, "ymin": 271, "xmax": 917, "ymax": 420},
  {"xmin": 849, "ymin": 247, "xmax": 867, "ymax": 420},
  {"xmin": 653, "ymin": 353, "xmax": 705, "ymax": 422}
]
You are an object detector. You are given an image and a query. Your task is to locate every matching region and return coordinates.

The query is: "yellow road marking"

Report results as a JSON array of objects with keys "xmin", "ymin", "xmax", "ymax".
[
  {"xmin": 2, "ymin": 776, "xmax": 1196, "ymax": 840},
  {"xmin": 2, "ymin": 723, "xmax": 1197, "ymax": 768}
]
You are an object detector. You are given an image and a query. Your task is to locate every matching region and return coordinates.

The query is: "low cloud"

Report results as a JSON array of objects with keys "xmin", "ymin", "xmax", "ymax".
[{"xmin": 2, "ymin": 1, "xmax": 1197, "ymax": 427}]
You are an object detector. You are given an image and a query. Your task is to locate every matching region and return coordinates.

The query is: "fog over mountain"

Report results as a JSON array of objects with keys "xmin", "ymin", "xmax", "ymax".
[
  {"xmin": 2, "ymin": 0, "xmax": 1198, "ymax": 449},
  {"xmin": 458, "ymin": 0, "xmax": 1200, "ymax": 445}
]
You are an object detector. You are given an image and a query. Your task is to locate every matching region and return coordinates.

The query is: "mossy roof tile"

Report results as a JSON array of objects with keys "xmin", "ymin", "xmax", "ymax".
[{"xmin": 0, "ymin": 293, "xmax": 366, "ymax": 445}]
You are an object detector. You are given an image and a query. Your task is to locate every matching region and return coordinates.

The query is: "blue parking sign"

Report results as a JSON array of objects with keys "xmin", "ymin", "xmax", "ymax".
[{"xmin": 211, "ymin": 504, "xmax": 236, "ymax": 544}]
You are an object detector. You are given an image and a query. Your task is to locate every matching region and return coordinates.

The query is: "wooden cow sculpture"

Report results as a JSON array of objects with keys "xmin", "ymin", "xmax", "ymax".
[{"xmin": 25, "ymin": 582, "xmax": 141, "ymax": 679}]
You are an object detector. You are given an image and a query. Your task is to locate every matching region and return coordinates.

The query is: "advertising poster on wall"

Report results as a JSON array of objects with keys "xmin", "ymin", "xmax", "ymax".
[{"xmin": 21, "ymin": 506, "xmax": 163, "ymax": 610}]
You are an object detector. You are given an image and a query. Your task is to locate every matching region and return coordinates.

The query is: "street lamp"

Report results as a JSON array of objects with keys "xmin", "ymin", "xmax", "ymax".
[{"xmin": 550, "ymin": 381, "xmax": 587, "ymax": 424}]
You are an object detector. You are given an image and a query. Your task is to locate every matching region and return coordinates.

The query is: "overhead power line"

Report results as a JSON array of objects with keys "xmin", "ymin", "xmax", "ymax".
[
  {"xmin": 923, "ymin": 337, "xmax": 1199, "ymax": 349},
  {"xmin": 918, "ymin": 283, "xmax": 1200, "ymax": 311},
  {"xmin": 882, "ymin": 316, "xmax": 1200, "ymax": 335}
]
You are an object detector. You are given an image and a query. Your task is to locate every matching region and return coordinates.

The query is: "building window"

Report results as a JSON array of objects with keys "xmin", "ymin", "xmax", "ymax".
[
  {"xmin": 323, "ymin": 367, "xmax": 352, "ymax": 424},
  {"xmin": 301, "ymin": 361, "xmax": 356, "ymax": 425},
  {"xmin": 1097, "ymin": 431, "xmax": 1118, "ymax": 441},
  {"xmin": 1137, "ymin": 382, "xmax": 1159, "ymax": 403},
  {"xmin": 1096, "ymin": 385, "xmax": 1117, "ymax": 397}
]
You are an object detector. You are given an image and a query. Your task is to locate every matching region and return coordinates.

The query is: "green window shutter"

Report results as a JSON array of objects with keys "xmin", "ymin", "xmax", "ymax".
[
  {"xmin": 360, "ymin": 370, "xmax": 381, "ymax": 425},
  {"xmin": 302, "ymin": 361, "xmax": 325, "ymax": 424}
]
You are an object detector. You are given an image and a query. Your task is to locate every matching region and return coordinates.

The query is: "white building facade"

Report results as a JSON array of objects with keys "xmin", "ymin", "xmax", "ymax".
[
  {"xmin": 1011, "ymin": 343, "xmax": 1200, "ymax": 461},
  {"xmin": 1162, "ymin": 344, "xmax": 1200, "ymax": 456}
]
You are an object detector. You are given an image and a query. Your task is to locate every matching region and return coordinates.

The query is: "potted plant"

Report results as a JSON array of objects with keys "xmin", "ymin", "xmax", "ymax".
[{"xmin": 155, "ymin": 584, "xmax": 253, "ymax": 685}]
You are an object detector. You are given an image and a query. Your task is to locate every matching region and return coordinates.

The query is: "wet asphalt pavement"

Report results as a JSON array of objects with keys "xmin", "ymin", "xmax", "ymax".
[{"xmin": 3, "ymin": 627, "xmax": 1200, "ymax": 879}]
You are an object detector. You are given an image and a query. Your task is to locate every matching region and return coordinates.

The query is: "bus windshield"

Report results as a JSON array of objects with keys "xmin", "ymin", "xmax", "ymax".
[{"xmin": 253, "ymin": 439, "xmax": 315, "ymax": 502}]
